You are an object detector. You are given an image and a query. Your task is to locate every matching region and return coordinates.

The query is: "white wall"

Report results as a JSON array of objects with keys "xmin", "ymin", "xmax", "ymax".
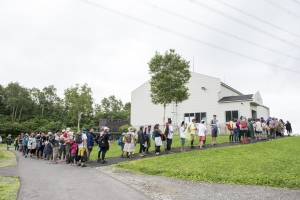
[
  {"xmin": 217, "ymin": 101, "xmax": 252, "ymax": 122},
  {"xmin": 257, "ymin": 106, "xmax": 270, "ymax": 120},
  {"xmin": 219, "ymin": 85, "xmax": 241, "ymax": 99},
  {"xmin": 253, "ymin": 92, "xmax": 263, "ymax": 105}
]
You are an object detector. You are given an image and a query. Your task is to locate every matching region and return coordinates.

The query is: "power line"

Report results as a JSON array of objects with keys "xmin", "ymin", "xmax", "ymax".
[
  {"xmin": 291, "ymin": 0, "xmax": 300, "ymax": 5},
  {"xmin": 77, "ymin": 0, "xmax": 300, "ymax": 74},
  {"xmin": 214, "ymin": 0, "xmax": 300, "ymax": 39},
  {"xmin": 136, "ymin": 0, "xmax": 300, "ymax": 61},
  {"xmin": 186, "ymin": 0, "xmax": 300, "ymax": 50},
  {"xmin": 263, "ymin": 0, "xmax": 300, "ymax": 20}
]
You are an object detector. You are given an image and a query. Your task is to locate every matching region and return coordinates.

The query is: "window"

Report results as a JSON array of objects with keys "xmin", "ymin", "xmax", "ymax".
[
  {"xmin": 225, "ymin": 110, "xmax": 239, "ymax": 122},
  {"xmin": 195, "ymin": 112, "xmax": 206, "ymax": 123},
  {"xmin": 184, "ymin": 112, "xmax": 206, "ymax": 123}
]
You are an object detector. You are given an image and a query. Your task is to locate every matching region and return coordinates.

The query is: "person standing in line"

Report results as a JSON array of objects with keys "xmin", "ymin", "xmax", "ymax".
[
  {"xmin": 255, "ymin": 119, "xmax": 263, "ymax": 140},
  {"xmin": 145, "ymin": 125, "xmax": 152, "ymax": 154},
  {"xmin": 119, "ymin": 133, "xmax": 126, "ymax": 158},
  {"xmin": 137, "ymin": 126, "xmax": 146, "ymax": 157},
  {"xmin": 285, "ymin": 121, "xmax": 292, "ymax": 136},
  {"xmin": 76, "ymin": 128, "xmax": 87, "ymax": 167},
  {"xmin": 268, "ymin": 117, "xmax": 277, "ymax": 140},
  {"xmin": 180, "ymin": 121, "xmax": 186, "ymax": 152},
  {"xmin": 247, "ymin": 118, "xmax": 254, "ymax": 140},
  {"xmin": 187, "ymin": 119, "xmax": 197, "ymax": 148},
  {"xmin": 240, "ymin": 118, "xmax": 248, "ymax": 143},
  {"xmin": 98, "ymin": 127, "xmax": 110, "ymax": 164},
  {"xmin": 86, "ymin": 128, "xmax": 94, "ymax": 163},
  {"xmin": 14, "ymin": 135, "xmax": 19, "ymax": 150},
  {"xmin": 153, "ymin": 124, "xmax": 162, "ymax": 156},
  {"xmin": 166, "ymin": 120, "xmax": 174, "ymax": 153},
  {"xmin": 123, "ymin": 127, "xmax": 136, "ymax": 158},
  {"xmin": 70, "ymin": 140, "xmax": 78, "ymax": 165},
  {"xmin": 0, "ymin": 135, "xmax": 2, "ymax": 146},
  {"xmin": 96, "ymin": 126, "xmax": 104, "ymax": 162},
  {"xmin": 51, "ymin": 130, "xmax": 61, "ymax": 164},
  {"xmin": 22, "ymin": 134, "xmax": 29, "ymax": 157},
  {"xmin": 210, "ymin": 115, "xmax": 218, "ymax": 145},
  {"xmin": 28, "ymin": 133, "xmax": 36, "ymax": 157},
  {"xmin": 197, "ymin": 120, "xmax": 207, "ymax": 149},
  {"xmin": 6, "ymin": 134, "xmax": 12, "ymax": 150},
  {"xmin": 229, "ymin": 119, "xmax": 234, "ymax": 143},
  {"xmin": 232, "ymin": 119, "xmax": 240, "ymax": 143},
  {"xmin": 279, "ymin": 119, "xmax": 285, "ymax": 137}
]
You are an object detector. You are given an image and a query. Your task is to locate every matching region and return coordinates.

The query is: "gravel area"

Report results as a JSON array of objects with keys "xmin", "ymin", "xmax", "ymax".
[{"xmin": 96, "ymin": 166, "xmax": 300, "ymax": 200}]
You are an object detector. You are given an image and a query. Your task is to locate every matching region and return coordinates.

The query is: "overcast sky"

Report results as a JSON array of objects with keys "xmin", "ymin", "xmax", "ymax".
[{"xmin": 1, "ymin": 0, "xmax": 299, "ymax": 132}]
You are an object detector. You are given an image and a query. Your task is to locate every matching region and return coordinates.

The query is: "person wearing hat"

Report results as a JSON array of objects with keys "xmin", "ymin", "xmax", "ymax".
[
  {"xmin": 6, "ymin": 134, "xmax": 12, "ymax": 151},
  {"xmin": 186, "ymin": 119, "xmax": 197, "ymax": 149},
  {"xmin": 22, "ymin": 134, "xmax": 29, "ymax": 157},
  {"xmin": 76, "ymin": 128, "xmax": 88, "ymax": 167},
  {"xmin": 145, "ymin": 125, "xmax": 152, "ymax": 154},
  {"xmin": 197, "ymin": 120, "xmax": 207, "ymax": 149},
  {"xmin": 97, "ymin": 127, "xmax": 110, "ymax": 164},
  {"xmin": 123, "ymin": 127, "xmax": 136, "ymax": 158},
  {"xmin": 96, "ymin": 126, "xmax": 105, "ymax": 162}
]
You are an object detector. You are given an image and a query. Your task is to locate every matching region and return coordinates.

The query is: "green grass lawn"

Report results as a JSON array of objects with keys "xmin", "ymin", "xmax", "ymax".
[
  {"xmin": 115, "ymin": 137, "xmax": 300, "ymax": 188},
  {"xmin": 0, "ymin": 150, "xmax": 17, "ymax": 168},
  {"xmin": 90, "ymin": 135, "xmax": 229, "ymax": 160},
  {"xmin": 0, "ymin": 177, "xmax": 20, "ymax": 200},
  {"xmin": 0, "ymin": 150, "xmax": 19, "ymax": 200}
]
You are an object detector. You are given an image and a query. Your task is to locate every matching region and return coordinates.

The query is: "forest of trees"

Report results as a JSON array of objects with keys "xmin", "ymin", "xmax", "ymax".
[{"xmin": 0, "ymin": 82, "xmax": 130, "ymax": 138}]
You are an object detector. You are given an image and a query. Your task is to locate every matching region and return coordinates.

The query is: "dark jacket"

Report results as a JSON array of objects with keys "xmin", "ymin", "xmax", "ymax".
[
  {"xmin": 137, "ymin": 130, "xmax": 146, "ymax": 144},
  {"xmin": 286, "ymin": 123, "xmax": 292, "ymax": 131},
  {"xmin": 87, "ymin": 132, "xmax": 94, "ymax": 147},
  {"xmin": 43, "ymin": 142, "xmax": 52, "ymax": 155},
  {"xmin": 154, "ymin": 130, "xmax": 162, "ymax": 138},
  {"xmin": 6, "ymin": 137, "xmax": 12, "ymax": 145}
]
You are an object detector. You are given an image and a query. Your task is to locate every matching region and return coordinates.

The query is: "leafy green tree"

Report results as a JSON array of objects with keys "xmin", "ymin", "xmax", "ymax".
[
  {"xmin": 64, "ymin": 83, "xmax": 93, "ymax": 133},
  {"xmin": 148, "ymin": 49, "xmax": 191, "ymax": 125}
]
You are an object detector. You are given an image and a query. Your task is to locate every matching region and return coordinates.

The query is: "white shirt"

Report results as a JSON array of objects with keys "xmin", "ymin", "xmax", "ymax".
[
  {"xmin": 197, "ymin": 124, "xmax": 207, "ymax": 136},
  {"xmin": 256, "ymin": 121, "xmax": 262, "ymax": 132},
  {"xmin": 180, "ymin": 126, "xmax": 185, "ymax": 138},
  {"xmin": 78, "ymin": 133, "xmax": 87, "ymax": 148},
  {"xmin": 167, "ymin": 125, "xmax": 173, "ymax": 139}
]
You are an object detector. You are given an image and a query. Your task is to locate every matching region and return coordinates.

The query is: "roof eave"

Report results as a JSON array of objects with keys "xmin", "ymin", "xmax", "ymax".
[{"xmin": 221, "ymin": 82, "xmax": 244, "ymax": 95}]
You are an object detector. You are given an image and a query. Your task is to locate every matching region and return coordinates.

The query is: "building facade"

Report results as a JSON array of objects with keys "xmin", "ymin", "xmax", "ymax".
[{"xmin": 131, "ymin": 72, "xmax": 270, "ymax": 134}]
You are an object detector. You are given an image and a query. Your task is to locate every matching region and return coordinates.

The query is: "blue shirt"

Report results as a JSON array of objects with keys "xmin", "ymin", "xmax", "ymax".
[{"xmin": 87, "ymin": 132, "xmax": 94, "ymax": 147}]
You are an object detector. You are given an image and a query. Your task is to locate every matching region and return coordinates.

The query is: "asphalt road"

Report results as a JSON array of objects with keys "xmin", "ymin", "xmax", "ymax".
[{"xmin": 2, "ymin": 150, "xmax": 150, "ymax": 200}]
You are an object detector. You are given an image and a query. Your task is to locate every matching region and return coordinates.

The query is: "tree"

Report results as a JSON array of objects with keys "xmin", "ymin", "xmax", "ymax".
[
  {"xmin": 148, "ymin": 49, "xmax": 191, "ymax": 126},
  {"xmin": 64, "ymin": 83, "xmax": 93, "ymax": 133}
]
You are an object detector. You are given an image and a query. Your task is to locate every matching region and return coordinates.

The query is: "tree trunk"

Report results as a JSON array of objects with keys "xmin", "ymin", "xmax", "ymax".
[
  {"xmin": 11, "ymin": 106, "xmax": 15, "ymax": 123},
  {"xmin": 41, "ymin": 104, "xmax": 44, "ymax": 116},
  {"xmin": 77, "ymin": 111, "xmax": 83, "ymax": 133},
  {"xmin": 14, "ymin": 106, "xmax": 18, "ymax": 123},
  {"xmin": 18, "ymin": 106, "xmax": 23, "ymax": 122}
]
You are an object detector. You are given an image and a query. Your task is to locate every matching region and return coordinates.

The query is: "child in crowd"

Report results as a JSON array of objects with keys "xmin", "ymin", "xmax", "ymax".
[{"xmin": 70, "ymin": 140, "xmax": 78, "ymax": 166}]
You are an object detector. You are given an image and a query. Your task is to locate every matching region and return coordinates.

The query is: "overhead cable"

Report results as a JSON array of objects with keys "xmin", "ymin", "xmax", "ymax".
[
  {"xmin": 136, "ymin": 0, "xmax": 300, "ymax": 61},
  {"xmin": 186, "ymin": 0, "xmax": 300, "ymax": 49},
  {"xmin": 214, "ymin": 0, "xmax": 300, "ymax": 38},
  {"xmin": 263, "ymin": 0, "xmax": 300, "ymax": 20},
  {"xmin": 77, "ymin": 0, "xmax": 300, "ymax": 74}
]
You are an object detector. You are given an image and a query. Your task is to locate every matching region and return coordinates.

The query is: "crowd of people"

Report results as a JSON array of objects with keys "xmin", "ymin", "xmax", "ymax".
[
  {"xmin": 10, "ymin": 127, "xmax": 111, "ymax": 167},
  {"xmin": 4, "ymin": 115, "xmax": 293, "ymax": 164}
]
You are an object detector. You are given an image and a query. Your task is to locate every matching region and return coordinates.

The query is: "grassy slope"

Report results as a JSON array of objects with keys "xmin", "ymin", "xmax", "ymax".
[
  {"xmin": 0, "ymin": 150, "xmax": 19, "ymax": 200},
  {"xmin": 0, "ymin": 150, "xmax": 17, "ymax": 167},
  {"xmin": 0, "ymin": 177, "xmax": 20, "ymax": 200},
  {"xmin": 89, "ymin": 135, "xmax": 229, "ymax": 160},
  {"xmin": 115, "ymin": 137, "xmax": 300, "ymax": 188}
]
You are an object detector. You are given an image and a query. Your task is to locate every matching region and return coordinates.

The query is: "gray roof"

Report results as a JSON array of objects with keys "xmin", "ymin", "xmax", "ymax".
[{"xmin": 219, "ymin": 94, "xmax": 253, "ymax": 102}]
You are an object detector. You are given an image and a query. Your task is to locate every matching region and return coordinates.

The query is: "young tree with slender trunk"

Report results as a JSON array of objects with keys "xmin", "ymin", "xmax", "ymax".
[{"xmin": 148, "ymin": 49, "xmax": 191, "ymax": 126}]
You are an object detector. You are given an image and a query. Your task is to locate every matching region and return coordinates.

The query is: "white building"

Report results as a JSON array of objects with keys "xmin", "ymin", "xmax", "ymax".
[{"xmin": 131, "ymin": 72, "xmax": 270, "ymax": 134}]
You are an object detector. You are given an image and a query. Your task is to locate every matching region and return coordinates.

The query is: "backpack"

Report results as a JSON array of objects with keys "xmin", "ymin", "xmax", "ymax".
[
  {"xmin": 49, "ymin": 136, "xmax": 56, "ymax": 144},
  {"xmin": 125, "ymin": 134, "xmax": 132, "ymax": 143},
  {"xmin": 226, "ymin": 123, "xmax": 231, "ymax": 131},
  {"xmin": 232, "ymin": 122, "xmax": 237, "ymax": 130},
  {"xmin": 118, "ymin": 136, "xmax": 123, "ymax": 146},
  {"xmin": 241, "ymin": 120, "xmax": 247, "ymax": 128},
  {"xmin": 262, "ymin": 123, "xmax": 266, "ymax": 130},
  {"xmin": 269, "ymin": 120, "xmax": 276, "ymax": 129},
  {"xmin": 75, "ymin": 133, "xmax": 83, "ymax": 144},
  {"xmin": 152, "ymin": 132, "xmax": 155, "ymax": 140},
  {"xmin": 98, "ymin": 134, "xmax": 106, "ymax": 148},
  {"xmin": 165, "ymin": 126, "xmax": 169, "ymax": 136}
]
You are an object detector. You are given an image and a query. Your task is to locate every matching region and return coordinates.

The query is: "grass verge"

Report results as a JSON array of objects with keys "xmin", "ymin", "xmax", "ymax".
[
  {"xmin": 0, "ymin": 150, "xmax": 17, "ymax": 168},
  {"xmin": 90, "ymin": 135, "xmax": 229, "ymax": 160},
  {"xmin": 115, "ymin": 137, "xmax": 300, "ymax": 188},
  {"xmin": 0, "ymin": 177, "xmax": 20, "ymax": 200}
]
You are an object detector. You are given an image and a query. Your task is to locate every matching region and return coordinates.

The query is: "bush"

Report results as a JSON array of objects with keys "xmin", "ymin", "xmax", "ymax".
[{"xmin": 119, "ymin": 124, "xmax": 136, "ymax": 134}]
